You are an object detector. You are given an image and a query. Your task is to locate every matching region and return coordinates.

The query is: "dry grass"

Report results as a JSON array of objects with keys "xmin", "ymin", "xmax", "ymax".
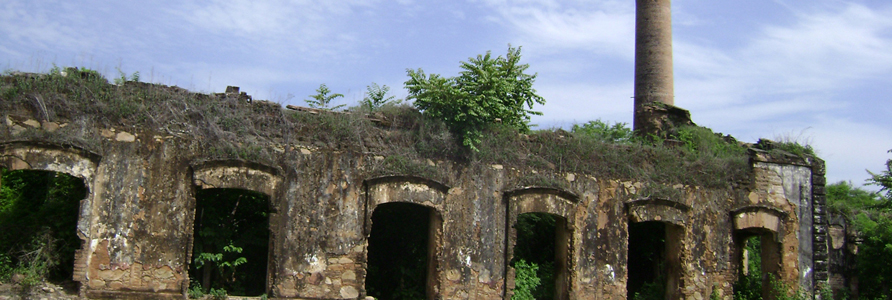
[{"xmin": 1, "ymin": 69, "xmax": 754, "ymax": 189}]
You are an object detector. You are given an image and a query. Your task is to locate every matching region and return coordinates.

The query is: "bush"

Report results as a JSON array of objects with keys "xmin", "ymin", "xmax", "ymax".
[
  {"xmin": 512, "ymin": 259, "xmax": 540, "ymax": 300},
  {"xmin": 407, "ymin": 46, "xmax": 545, "ymax": 151},
  {"xmin": 571, "ymin": 119, "xmax": 634, "ymax": 144}
]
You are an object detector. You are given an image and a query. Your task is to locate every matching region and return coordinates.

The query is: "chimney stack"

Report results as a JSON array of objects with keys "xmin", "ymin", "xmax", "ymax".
[{"xmin": 634, "ymin": 0, "xmax": 680, "ymax": 132}]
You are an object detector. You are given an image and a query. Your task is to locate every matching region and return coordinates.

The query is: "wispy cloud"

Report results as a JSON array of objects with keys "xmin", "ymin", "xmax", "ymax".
[
  {"xmin": 677, "ymin": 3, "xmax": 892, "ymax": 104},
  {"xmin": 475, "ymin": 0, "xmax": 634, "ymax": 57}
]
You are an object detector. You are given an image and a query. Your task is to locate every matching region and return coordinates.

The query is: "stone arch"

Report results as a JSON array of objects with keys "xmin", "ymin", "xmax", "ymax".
[
  {"xmin": 363, "ymin": 176, "xmax": 448, "ymax": 300},
  {"xmin": 504, "ymin": 187, "xmax": 578, "ymax": 300},
  {"xmin": 624, "ymin": 198, "xmax": 689, "ymax": 300},
  {"xmin": 730, "ymin": 206, "xmax": 788, "ymax": 299},
  {"xmin": 191, "ymin": 160, "xmax": 283, "ymax": 197},
  {"xmin": 0, "ymin": 142, "xmax": 100, "ymax": 289},
  {"xmin": 188, "ymin": 160, "xmax": 284, "ymax": 296},
  {"xmin": 730, "ymin": 205, "xmax": 787, "ymax": 237},
  {"xmin": 625, "ymin": 198, "xmax": 690, "ymax": 227}
]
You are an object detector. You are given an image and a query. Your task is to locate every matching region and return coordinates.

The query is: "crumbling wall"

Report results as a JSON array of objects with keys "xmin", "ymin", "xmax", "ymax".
[{"xmin": 0, "ymin": 117, "xmax": 821, "ymax": 299}]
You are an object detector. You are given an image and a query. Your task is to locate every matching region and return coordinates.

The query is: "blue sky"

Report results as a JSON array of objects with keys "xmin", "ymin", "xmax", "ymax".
[{"xmin": 2, "ymin": 0, "xmax": 891, "ymax": 190}]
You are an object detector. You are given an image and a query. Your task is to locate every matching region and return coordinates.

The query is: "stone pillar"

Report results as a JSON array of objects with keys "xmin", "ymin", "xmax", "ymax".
[{"xmin": 634, "ymin": 0, "xmax": 674, "ymax": 131}]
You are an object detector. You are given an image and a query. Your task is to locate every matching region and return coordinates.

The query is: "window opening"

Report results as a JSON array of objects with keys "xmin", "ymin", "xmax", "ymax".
[{"xmin": 190, "ymin": 188, "xmax": 270, "ymax": 296}]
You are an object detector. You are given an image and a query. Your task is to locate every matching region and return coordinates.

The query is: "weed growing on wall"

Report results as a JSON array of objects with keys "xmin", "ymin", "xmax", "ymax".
[{"xmin": 1, "ymin": 68, "xmax": 752, "ymax": 190}]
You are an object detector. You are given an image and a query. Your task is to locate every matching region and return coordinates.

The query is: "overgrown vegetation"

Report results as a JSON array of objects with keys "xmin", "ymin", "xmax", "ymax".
[
  {"xmin": 511, "ymin": 213, "xmax": 558, "ymax": 300},
  {"xmin": 1, "ymin": 66, "xmax": 753, "ymax": 191},
  {"xmin": 304, "ymin": 83, "xmax": 345, "ymax": 110},
  {"xmin": 190, "ymin": 188, "xmax": 270, "ymax": 297},
  {"xmin": 406, "ymin": 46, "xmax": 545, "ymax": 151},
  {"xmin": 826, "ymin": 150, "xmax": 892, "ymax": 300},
  {"xmin": 733, "ymin": 236, "xmax": 763, "ymax": 300},
  {"xmin": 361, "ymin": 82, "xmax": 397, "ymax": 112},
  {"xmin": 0, "ymin": 169, "xmax": 85, "ymax": 291}
]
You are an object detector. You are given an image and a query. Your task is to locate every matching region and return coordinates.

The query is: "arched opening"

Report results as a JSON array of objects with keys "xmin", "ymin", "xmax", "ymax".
[
  {"xmin": 732, "ymin": 229, "xmax": 782, "ymax": 300},
  {"xmin": 0, "ymin": 169, "xmax": 87, "ymax": 293},
  {"xmin": 627, "ymin": 221, "xmax": 684, "ymax": 300},
  {"xmin": 189, "ymin": 188, "xmax": 270, "ymax": 297},
  {"xmin": 510, "ymin": 212, "xmax": 569, "ymax": 300},
  {"xmin": 365, "ymin": 202, "xmax": 439, "ymax": 300}
]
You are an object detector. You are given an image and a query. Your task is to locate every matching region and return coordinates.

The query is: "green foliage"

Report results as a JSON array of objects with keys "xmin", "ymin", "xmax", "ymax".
[
  {"xmin": 305, "ymin": 83, "xmax": 345, "ymax": 110},
  {"xmin": 673, "ymin": 125, "xmax": 747, "ymax": 159},
  {"xmin": 733, "ymin": 236, "xmax": 762, "ymax": 300},
  {"xmin": 190, "ymin": 188, "xmax": 270, "ymax": 296},
  {"xmin": 512, "ymin": 213, "xmax": 557, "ymax": 300},
  {"xmin": 852, "ymin": 213, "xmax": 892, "ymax": 298},
  {"xmin": 0, "ymin": 169, "xmax": 85, "ymax": 284},
  {"xmin": 114, "ymin": 67, "xmax": 140, "ymax": 85},
  {"xmin": 208, "ymin": 287, "xmax": 228, "ymax": 300},
  {"xmin": 867, "ymin": 149, "xmax": 892, "ymax": 201},
  {"xmin": 406, "ymin": 46, "xmax": 545, "ymax": 151},
  {"xmin": 194, "ymin": 243, "xmax": 247, "ymax": 287},
  {"xmin": 768, "ymin": 274, "xmax": 809, "ymax": 300},
  {"xmin": 512, "ymin": 259, "xmax": 541, "ymax": 300},
  {"xmin": 631, "ymin": 278, "xmax": 665, "ymax": 300},
  {"xmin": 571, "ymin": 119, "xmax": 633, "ymax": 144},
  {"xmin": 361, "ymin": 82, "xmax": 396, "ymax": 112},
  {"xmin": 826, "ymin": 152, "xmax": 892, "ymax": 300},
  {"xmin": 188, "ymin": 280, "xmax": 205, "ymax": 299},
  {"xmin": 827, "ymin": 181, "xmax": 882, "ymax": 215}
]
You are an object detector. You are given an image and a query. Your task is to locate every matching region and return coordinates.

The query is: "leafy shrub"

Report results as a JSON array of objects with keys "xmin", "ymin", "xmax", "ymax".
[
  {"xmin": 361, "ymin": 82, "xmax": 396, "ymax": 112},
  {"xmin": 187, "ymin": 281, "xmax": 205, "ymax": 299},
  {"xmin": 208, "ymin": 287, "xmax": 228, "ymax": 300},
  {"xmin": 571, "ymin": 119, "xmax": 634, "ymax": 144},
  {"xmin": 305, "ymin": 83, "xmax": 345, "ymax": 110},
  {"xmin": 512, "ymin": 259, "xmax": 540, "ymax": 300},
  {"xmin": 407, "ymin": 46, "xmax": 545, "ymax": 151}
]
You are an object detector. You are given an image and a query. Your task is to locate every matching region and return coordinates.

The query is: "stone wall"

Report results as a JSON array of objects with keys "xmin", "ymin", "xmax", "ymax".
[{"xmin": 0, "ymin": 117, "xmax": 823, "ymax": 299}]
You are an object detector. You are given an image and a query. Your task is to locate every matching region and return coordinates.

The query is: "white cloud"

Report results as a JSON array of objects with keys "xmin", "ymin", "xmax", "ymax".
[
  {"xmin": 0, "ymin": 1, "xmax": 97, "ymax": 52},
  {"xmin": 475, "ymin": 0, "xmax": 635, "ymax": 57},
  {"xmin": 676, "ymin": 3, "xmax": 892, "ymax": 100}
]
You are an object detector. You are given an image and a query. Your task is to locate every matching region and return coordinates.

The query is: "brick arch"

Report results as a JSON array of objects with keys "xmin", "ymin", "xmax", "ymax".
[
  {"xmin": 0, "ymin": 142, "xmax": 101, "ymax": 289},
  {"xmin": 363, "ymin": 176, "xmax": 448, "ymax": 300},
  {"xmin": 504, "ymin": 187, "xmax": 578, "ymax": 300},
  {"xmin": 624, "ymin": 198, "xmax": 690, "ymax": 227}
]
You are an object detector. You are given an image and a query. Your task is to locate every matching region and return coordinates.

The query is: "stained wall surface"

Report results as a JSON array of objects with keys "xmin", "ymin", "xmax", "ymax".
[{"xmin": 0, "ymin": 118, "xmax": 823, "ymax": 299}]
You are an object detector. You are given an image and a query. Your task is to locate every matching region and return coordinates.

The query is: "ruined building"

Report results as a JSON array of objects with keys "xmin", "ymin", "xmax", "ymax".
[{"xmin": 0, "ymin": 0, "xmax": 830, "ymax": 299}]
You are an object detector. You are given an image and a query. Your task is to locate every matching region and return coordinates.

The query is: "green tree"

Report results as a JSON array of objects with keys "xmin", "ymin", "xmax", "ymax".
[
  {"xmin": 826, "ymin": 151, "xmax": 892, "ymax": 300},
  {"xmin": 867, "ymin": 149, "xmax": 892, "ymax": 202},
  {"xmin": 305, "ymin": 83, "xmax": 345, "ymax": 110},
  {"xmin": 361, "ymin": 83, "xmax": 396, "ymax": 112},
  {"xmin": 406, "ymin": 46, "xmax": 545, "ymax": 151}
]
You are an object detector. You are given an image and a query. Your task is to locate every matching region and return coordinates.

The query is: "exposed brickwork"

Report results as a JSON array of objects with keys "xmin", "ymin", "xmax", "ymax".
[{"xmin": 0, "ymin": 118, "xmax": 823, "ymax": 299}]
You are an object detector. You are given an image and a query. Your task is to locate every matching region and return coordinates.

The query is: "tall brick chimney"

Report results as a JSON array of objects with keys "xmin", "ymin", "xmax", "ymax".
[{"xmin": 634, "ymin": 0, "xmax": 690, "ymax": 135}]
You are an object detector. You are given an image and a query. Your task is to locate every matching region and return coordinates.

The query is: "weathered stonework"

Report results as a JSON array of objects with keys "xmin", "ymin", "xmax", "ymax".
[{"xmin": 0, "ymin": 116, "xmax": 824, "ymax": 299}]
